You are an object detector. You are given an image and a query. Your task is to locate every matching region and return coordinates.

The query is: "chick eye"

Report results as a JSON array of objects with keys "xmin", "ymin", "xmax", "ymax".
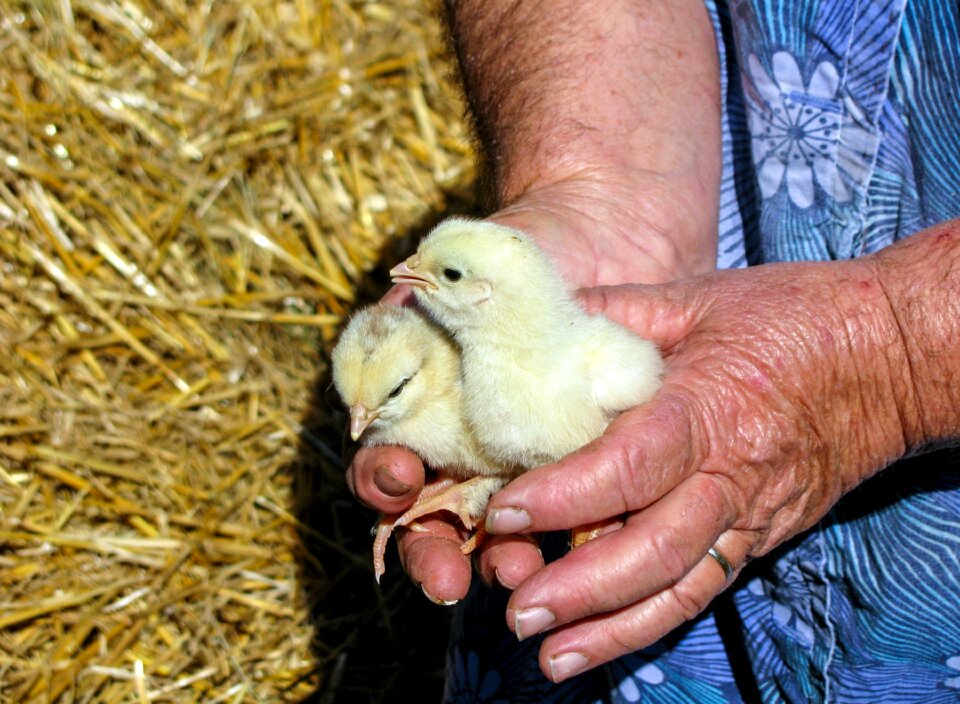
[
  {"xmin": 442, "ymin": 268, "xmax": 463, "ymax": 282},
  {"xmin": 388, "ymin": 377, "xmax": 411, "ymax": 399}
]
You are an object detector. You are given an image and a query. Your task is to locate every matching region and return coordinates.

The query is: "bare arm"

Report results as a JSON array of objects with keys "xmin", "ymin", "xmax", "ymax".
[
  {"xmin": 446, "ymin": 0, "xmax": 722, "ymax": 284},
  {"xmin": 350, "ymin": 0, "xmax": 726, "ymax": 602}
]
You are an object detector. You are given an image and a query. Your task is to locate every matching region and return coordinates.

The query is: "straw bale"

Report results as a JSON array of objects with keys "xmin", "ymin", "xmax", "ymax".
[{"xmin": 0, "ymin": 1, "xmax": 475, "ymax": 701}]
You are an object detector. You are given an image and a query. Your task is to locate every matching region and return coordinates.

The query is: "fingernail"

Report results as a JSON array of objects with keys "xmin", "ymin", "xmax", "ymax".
[
  {"xmin": 513, "ymin": 606, "xmax": 555, "ymax": 640},
  {"xmin": 548, "ymin": 652, "xmax": 589, "ymax": 682},
  {"xmin": 421, "ymin": 584, "xmax": 458, "ymax": 606},
  {"xmin": 494, "ymin": 568, "xmax": 517, "ymax": 591},
  {"xmin": 486, "ymin": 507, "xmax": 530, "ymax": 534},
  {"xmin": 374, "ymin": 466, "xmax": 413, "ymax": 497}
]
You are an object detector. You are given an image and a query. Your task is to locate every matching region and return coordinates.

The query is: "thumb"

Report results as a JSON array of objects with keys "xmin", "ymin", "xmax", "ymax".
[{"xmin": 576, "ymin": 283, "xmax": 700, "ymax": 351}]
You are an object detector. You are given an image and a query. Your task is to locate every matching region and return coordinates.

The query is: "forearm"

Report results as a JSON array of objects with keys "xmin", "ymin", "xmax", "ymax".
[
  {"xmin": 871, "ymin": 221, "xmax": 960, "ymax": 451},
  {"xmin": 444, "ymin": 0, "xmax": 722, "ymax": 280}
]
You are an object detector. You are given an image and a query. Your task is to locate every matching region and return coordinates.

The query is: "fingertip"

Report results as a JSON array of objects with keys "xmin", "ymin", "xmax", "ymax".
[
  {"xmin": 485, "ymin": 506, "xmax": 532, "ymax": 535},
  {"xmin": 485, "ymin": 457, "xmax": 618, "ymax": 535},
  {"xmin": 575, "ymin": 283, "xmax": 694, "ymax": 351},
  {"xmin": 350, "ymin": 445, "xmax": 425, "ymax": 512},
  {"xmin": 544, "ymin": 650, "xmax": 591, "ymax": 683},
  {"xmin": 381, "ymin": 284, "xmax": 416, "ymax": 307},
  {"xmin": 575, "ymin": 284, "xmax": 654, "ymax": 324},
  {"xmin": 574, "ymin": 285, "xmax": 619, "ymax": 315},
  {"xmin": 476, "ymin": 535, "xmax": 543, "ymax": 590},
  {"xmin": 421, "ymin": 583, "xmax": 461, "ymax": 606},
  {"xmin": 399, "ymin": 520, "xmax": 472, "ymax": 604}
]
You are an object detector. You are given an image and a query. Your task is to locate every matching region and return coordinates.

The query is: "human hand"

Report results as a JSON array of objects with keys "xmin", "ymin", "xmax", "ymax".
[
  {"xmin": 345, "ymin": 171, "xmax": 718, "ymax": 603},
  {"xmin": 479, "ymin": 256, "xmax": 919, "ymax": 681},
  {"xmin": 347, "ymin": 0, "xmax": 723, "ymax": 602}
]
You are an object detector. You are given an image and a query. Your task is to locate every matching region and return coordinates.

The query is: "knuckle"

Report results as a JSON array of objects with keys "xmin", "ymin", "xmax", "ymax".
[
  {"xmin": 668, "ymin": 580, "xmax": 715, "ymax": 623},
  {"xmin": 601, "ymin": 436, "xmax": 653, "ymax": 513},
  {"xmin": 599, "ymin": 602, "xmax": 663, "ymax": 657},
  {"xmin": 682, "ymin": 471, "xmax": 737, "ymax": 530},
  {"xmin": 570, "ymin": 570, "xmax": 623, "ymax": 615},
  {"xmin": 563, "ymin": 434, "xmax": 641, "ymax": 517},
  {"xmin": 608, "ymin": 626, "xmax": 644, "ymax": 659},
  {"xmin": 646, "ymin": 524, "xmax": 690, "ymax": 585}
]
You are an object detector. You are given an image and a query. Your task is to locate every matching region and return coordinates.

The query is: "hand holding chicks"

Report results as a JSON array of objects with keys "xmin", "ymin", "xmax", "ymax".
[
  {"xmin": 345, "ymin": 204, "xmax": 960, "ymax": 686},
  {"xmin": 334, "ymin": 219, "xmax": 665, "ymax": 583}
]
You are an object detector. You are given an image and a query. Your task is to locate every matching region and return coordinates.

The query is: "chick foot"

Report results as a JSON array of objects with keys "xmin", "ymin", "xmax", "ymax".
[
  {"xmin": 372, "ymin": 475, "xmax": 506, "ymax": 582},
  {"xmin": 372, "ymin": 476, "xmax": 495, "ymax": 581},
  {"xmin": 394, "ymin": 475, "xmax": 505, "ymax": 532},
  {"xmin": 458, "ymin": 522, "xmax": 488, "ymax": 555},
  {"xmin": 570, "ymin": 516, "xmax": 624, "ymax": 548},
  {"xmin": 372, "ymin": 476, "xmax": 457, "ymax": 582}
]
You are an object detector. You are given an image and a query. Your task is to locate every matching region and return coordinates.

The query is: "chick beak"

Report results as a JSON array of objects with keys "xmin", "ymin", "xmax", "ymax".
[
  {"xmin": 349, "ymin": 404, "xmax": 378, "ymax": 441},
  {"xmin": 389, "ymin": 255, "xmax": 438, "ymax": 290}
]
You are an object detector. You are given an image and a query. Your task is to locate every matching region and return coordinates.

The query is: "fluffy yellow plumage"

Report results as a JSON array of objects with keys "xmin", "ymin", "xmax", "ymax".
[
  {"xmin": 337, "ymin": 219, "xmax": 664, "ymax": 581},
  {"xmin": 391, "ymin": 219, "xmax": 664, "ymax": 472}
]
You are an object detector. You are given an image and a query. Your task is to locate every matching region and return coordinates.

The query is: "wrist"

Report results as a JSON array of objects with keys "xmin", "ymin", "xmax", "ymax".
[
  {"xmin": 825, "ymin": 258, "xmax": 920, "ymax": 489},
  {"xmin": 869, "ymin": 223, "xmax": 960, "ymax": 450},
  {"xmin": 486, "ymin": 170, "xmax": 718, "ymax": 288},
  {"xmin": 826, "ymin": 224, "xmax": 960, "ymax": 490}
]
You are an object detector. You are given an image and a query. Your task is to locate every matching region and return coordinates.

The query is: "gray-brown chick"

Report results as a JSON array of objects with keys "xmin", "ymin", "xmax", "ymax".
[{"xmin": 331, "ymin": 303, "xmax": 513, "ymax": 581}]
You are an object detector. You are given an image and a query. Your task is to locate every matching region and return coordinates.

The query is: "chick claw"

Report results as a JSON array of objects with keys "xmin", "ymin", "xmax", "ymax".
[{"xmin": 458, "ymin": 522, "xmax": 489, "ymax": 555}]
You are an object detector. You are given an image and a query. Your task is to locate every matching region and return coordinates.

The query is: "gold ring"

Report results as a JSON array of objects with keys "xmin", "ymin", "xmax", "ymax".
[{"xmin": 707, "ymin": 546, "xmax": 733, "ymax": 579}]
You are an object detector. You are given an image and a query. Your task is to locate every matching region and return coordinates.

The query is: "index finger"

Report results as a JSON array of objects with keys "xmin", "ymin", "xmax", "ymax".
[
  {"xmin": 485, "ymin": 392, "xmax": 702, "ymax": 534},
  {"xmin": 576, "ymin": 283, "xmax": 700, "ymax": 351}
]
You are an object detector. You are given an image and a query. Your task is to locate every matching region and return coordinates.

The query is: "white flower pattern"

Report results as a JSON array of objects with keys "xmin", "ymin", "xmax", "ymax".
[
  {"xmin": 746, "ymin": 51, "xmax": 876, "ymax": 208},
  {"xmin": 946, "ymin": 655, "xmax": 960, "ymax": 689}
]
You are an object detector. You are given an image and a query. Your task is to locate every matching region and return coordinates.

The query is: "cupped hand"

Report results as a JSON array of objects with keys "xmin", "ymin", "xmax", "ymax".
[
  {"xmin": 480, "ymin": 256, "xmax": 915, "ymax": 680},
  {"xmin": 345, "ymin": 172, "xmax": 717, "ymax": 603}
]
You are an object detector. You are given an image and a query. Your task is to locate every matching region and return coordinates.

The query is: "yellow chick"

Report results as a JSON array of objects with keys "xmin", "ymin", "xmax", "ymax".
[
  {"xmin": 331, "ymin": 303, "xmax": 514, "ymax": 581},
  {"xmin": 390, "ymin": 219, "xmax": 664, "ymax": 542}
]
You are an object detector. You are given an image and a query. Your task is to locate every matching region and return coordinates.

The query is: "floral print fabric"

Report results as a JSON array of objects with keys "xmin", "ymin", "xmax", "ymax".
[{"xmin": 446, "ymin": 0, "xmax": 960, "ymax": 701}]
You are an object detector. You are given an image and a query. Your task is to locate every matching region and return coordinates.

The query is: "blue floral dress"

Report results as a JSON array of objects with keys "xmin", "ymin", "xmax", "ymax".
[{"xmin": 444, "ymin": 1, "xmax": 960, "ymax": 701}]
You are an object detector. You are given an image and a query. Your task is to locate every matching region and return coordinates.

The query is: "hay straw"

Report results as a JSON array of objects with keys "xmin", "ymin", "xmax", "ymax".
[{"xmin": 0, "ymin": 0, "xmax": 474, "ymax": 701}]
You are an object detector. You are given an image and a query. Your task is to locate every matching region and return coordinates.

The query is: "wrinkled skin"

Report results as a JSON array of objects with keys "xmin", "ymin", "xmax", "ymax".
[
  {"xmin": 488, "ymin": 257, "xmax": 914, "ymax": 680},
  {"xmin": 340, "ymin": 0, "xmax": 960, "ymax": 681},
  {"xmin": 345, "ymin": 179, "xmax": 924, "ymax": 680}
]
